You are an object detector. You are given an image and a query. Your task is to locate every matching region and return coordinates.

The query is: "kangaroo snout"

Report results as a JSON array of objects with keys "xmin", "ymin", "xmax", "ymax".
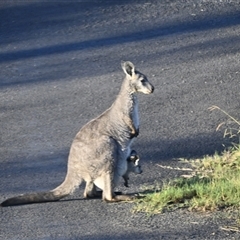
[
  {"xmin": 143, "ymin": 85, "xmax": 154, "ymax": 94},
  {"xmin": 151, "ymin": 85, "xmax": 154, "ymax": 93},
  {"xmin": 143, "ymin": 80, "xmax": 154, "ymax": 94},
  {"xmin": 148, "ymin": 84, "xmax": 154, "ymax": 94}
]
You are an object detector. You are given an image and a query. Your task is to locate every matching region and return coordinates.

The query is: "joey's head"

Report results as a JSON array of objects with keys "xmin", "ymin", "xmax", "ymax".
[
  {"xmin": 121, "ymin": 61, "xmax": 154, "ymax": 94},
  {"xmin": 127, "ymin": 150, "xmax": 142, "ymax": 175}
]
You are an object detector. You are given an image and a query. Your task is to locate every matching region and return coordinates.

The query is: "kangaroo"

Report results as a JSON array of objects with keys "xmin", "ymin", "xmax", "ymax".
[
  {"xmin": 86, "ymin": 149, "xmax": 142, "ymax": 197},
  {"xmin": 123, "ymin": 150, "xmax": 142, "ymax": 188},
  {"xmin": 1, "ymin": 61, "xmax": 154, "ymax": 207}
]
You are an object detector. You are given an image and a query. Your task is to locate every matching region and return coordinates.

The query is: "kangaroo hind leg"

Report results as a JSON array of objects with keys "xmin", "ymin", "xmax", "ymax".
[
  {"xmin": 84, "ymin": 182, "xmax": 102, "ymax": 198},
  {"xmin": 101, "ymin": 172, "xmax": 134, "ymax": 202}
]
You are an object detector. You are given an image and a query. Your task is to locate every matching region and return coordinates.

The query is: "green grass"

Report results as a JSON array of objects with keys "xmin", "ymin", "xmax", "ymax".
[
  {"xmin": 135, "ymin": 146, "xmax": 240, "ymax": 215},
  {"xmin": 135, "ymin": 106, "xmax": 240, "ymax": 217}
]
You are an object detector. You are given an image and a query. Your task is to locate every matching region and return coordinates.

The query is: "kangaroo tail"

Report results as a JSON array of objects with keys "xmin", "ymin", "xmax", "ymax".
[
  {"xmin": 1, "ymin": 173, "xmax": 81, "ymax": 207},
  {"xmin": 1, "ymin": 191, "xmax": 64, "ymax": 207}
]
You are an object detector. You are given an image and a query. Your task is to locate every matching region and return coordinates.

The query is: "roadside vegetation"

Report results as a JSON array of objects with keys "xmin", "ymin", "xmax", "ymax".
[{"xmin": 135, "ymin": 106, "xmax": 240, "ymax": 225}]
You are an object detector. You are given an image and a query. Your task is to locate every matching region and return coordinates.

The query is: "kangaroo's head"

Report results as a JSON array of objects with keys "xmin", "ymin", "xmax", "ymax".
[
  {"xmin": 121, "ymin": 61, "xmax": 154, "ymax": 94},
  {"xmin": 127, "ymin": 150, "xmax": 142, "ymax": 174}
]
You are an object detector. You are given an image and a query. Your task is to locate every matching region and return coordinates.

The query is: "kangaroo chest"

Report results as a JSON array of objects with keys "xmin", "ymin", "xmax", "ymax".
[{"xmin": 132, "ymin": 96, "xmax": 139, "ymax": 130}]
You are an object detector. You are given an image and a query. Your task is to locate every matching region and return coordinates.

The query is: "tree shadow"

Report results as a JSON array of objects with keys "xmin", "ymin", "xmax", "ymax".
[
  {"xmin": 0, "ymin": 130, "xmax": 235, "ymax": 195},
  {"xmin": 136, "ymin": 132, "xmax": 234, "ymax": 163},
  {"xmin": 0, "ymin": 2, "xmax": 239, "ymax": 87},
  {"xmin": 0, "ymin": 0, "xmax": 148, "ymax": 45},
  {"xmin": 1, "ymin": 6, "xmax": 240, "ymax": 63}
]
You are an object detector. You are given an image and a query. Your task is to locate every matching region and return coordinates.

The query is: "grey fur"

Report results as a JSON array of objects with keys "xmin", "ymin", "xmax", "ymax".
[
  {"xmin": 1, "ymin": 61, "xmax": 154, "ymax": 207},
  {"xmin": 123, "ymin": 150, "xmax": 142, "ymax": 188}
]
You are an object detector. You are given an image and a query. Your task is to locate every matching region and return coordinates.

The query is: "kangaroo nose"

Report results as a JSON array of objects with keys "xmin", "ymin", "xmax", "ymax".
[{"xmin": 151, "ymin": 85, "xmax": 154, "ymax": 93}]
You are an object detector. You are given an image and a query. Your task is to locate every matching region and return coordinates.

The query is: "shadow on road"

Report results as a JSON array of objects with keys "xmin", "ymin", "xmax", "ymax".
[
  {"xmin": 1, "ymin": 3, "xmax": 240, "ymax": 60},
  {"xmin": 0, "ymin": 1, "xmax": 240, "ymax": 86},
  {"xmin": 0, "ymin": 131, "xmax": 234, "ymax": 190},
  {"xmin": 136, "ymin": 131, "xmax": 233, "ymax": 162}
]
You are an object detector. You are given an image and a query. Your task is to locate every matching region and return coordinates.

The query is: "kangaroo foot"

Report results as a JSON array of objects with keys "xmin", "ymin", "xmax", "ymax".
[
  {"xmin": 104, "ymin": 194, "xmax": 136, "ymax": 203},
  {"xmin": 85, "ymin": 191, "xmax": 123, "ymax": 199}
]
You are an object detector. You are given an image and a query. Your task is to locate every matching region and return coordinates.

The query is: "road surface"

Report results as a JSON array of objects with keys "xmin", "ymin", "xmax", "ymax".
[{"xmin": 1, "ymin": 1, "xmax": 240, "ymax": 239}]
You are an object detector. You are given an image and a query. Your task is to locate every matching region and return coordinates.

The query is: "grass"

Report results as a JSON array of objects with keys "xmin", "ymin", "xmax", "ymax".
[
  {"xmin": 135, "ymin": 106, "xmax": 240, "ymax": 219},
  {"xmin": 135, "ymin": 149, "xmax": 240, "ymax": 214}
]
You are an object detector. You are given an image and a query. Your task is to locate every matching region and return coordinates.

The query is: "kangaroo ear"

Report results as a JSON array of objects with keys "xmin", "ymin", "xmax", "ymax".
[{"xmin": 121, "ymin": 61, "xmax": 135, "ymax": 77}]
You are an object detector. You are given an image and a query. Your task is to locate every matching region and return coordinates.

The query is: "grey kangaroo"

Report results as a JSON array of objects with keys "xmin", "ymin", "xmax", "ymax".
[
  {"xmin": 1, "ymin": 61, "xmax": 154, "ymax": 207},
  {"xmin": 89, "ymin": 149, "xmax": 142, "ymax": 197},
  {"xmin": 123, "ymin": 150, "xmax": 142, "ymax": 188}
]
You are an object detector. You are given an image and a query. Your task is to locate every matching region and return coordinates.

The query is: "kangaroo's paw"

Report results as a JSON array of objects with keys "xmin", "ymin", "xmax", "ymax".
[
  {"xmin": 104, "ymin": 194, "xmax": 136, "ymax": 202},
  {"xmin": 85, "ymin": 191, "xmax": 103, "ymax": 199}
]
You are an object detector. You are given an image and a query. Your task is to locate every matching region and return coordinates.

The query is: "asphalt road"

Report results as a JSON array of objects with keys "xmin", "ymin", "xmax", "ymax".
[{"xmin": 1, "ymin": 1, "xmax": 240, "ymax": 239}]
